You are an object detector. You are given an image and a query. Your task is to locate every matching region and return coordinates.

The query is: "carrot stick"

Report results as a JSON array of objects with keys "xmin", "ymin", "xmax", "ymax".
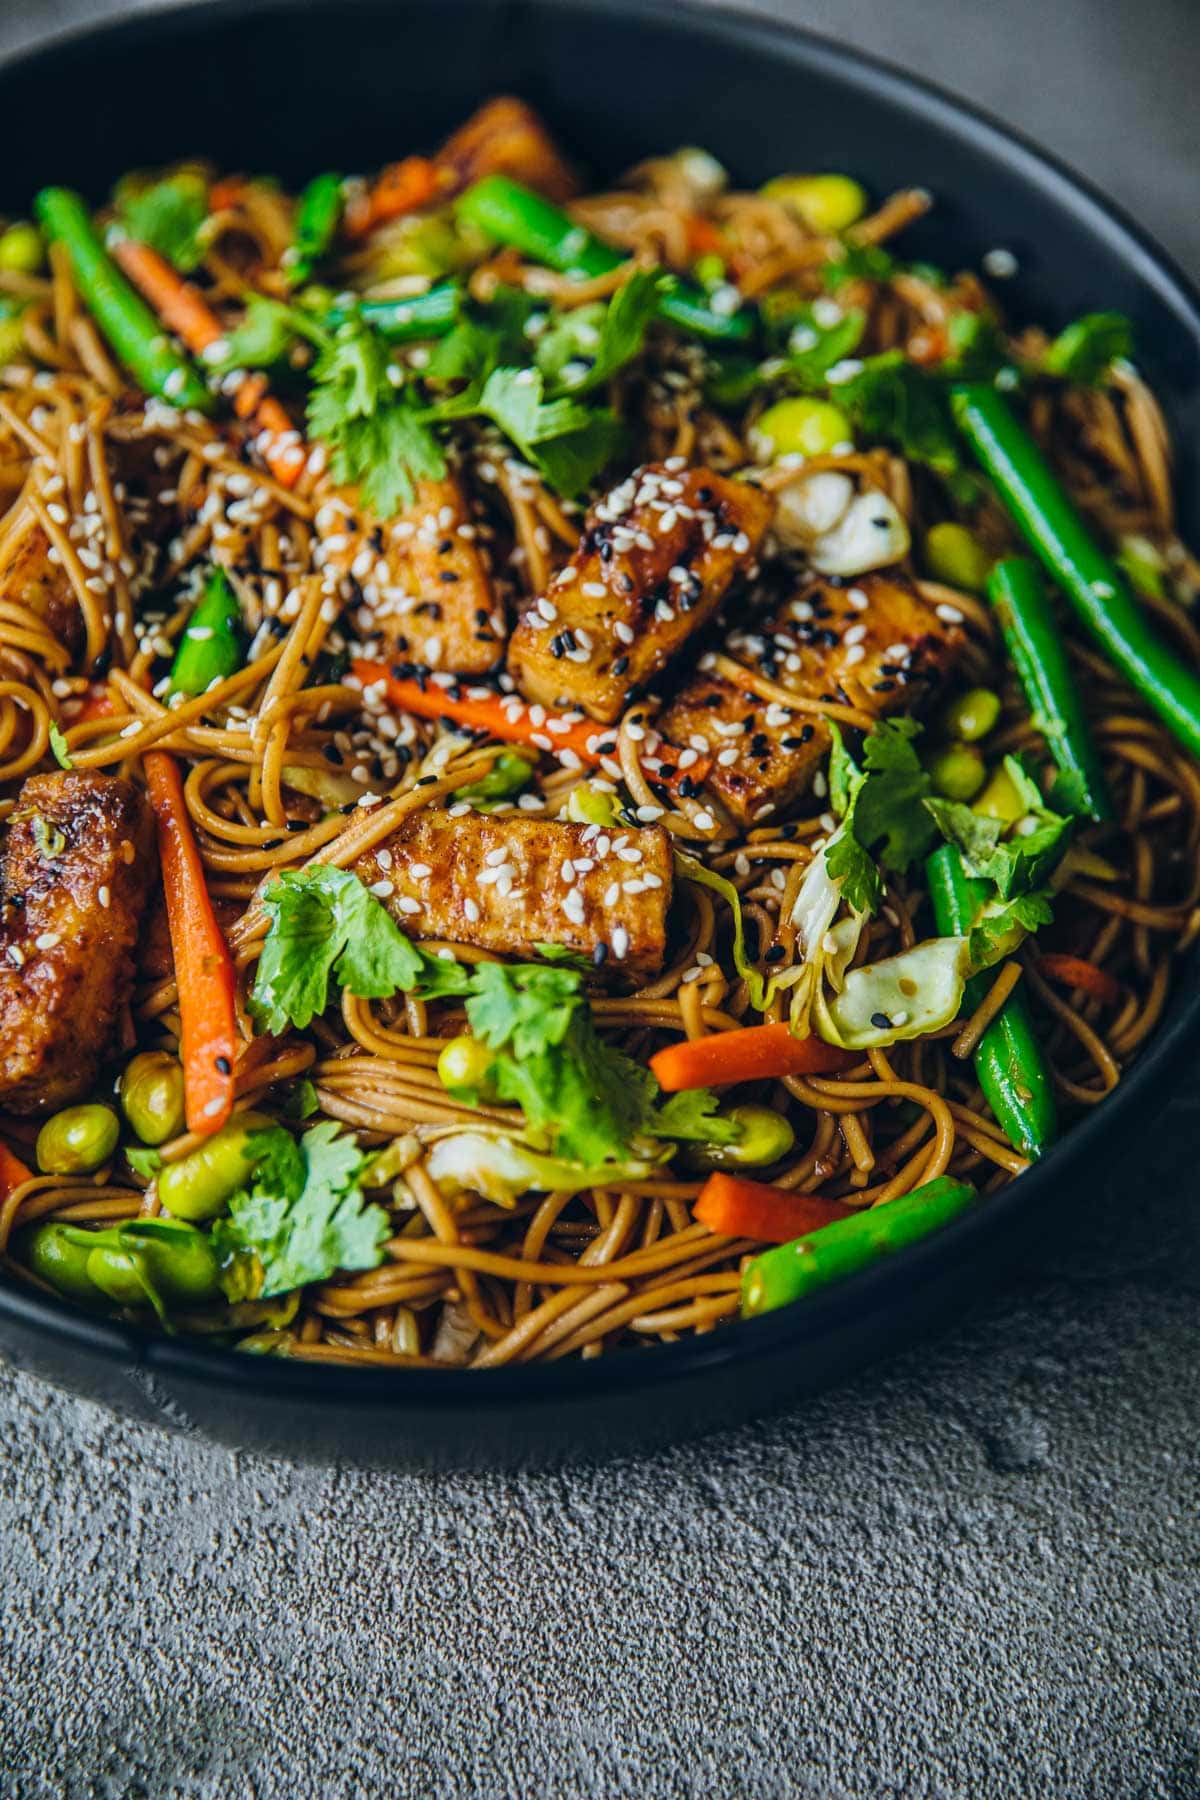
[
  {"xmin": 1036, "ymin": 953, "xmax": 1124, "ymax": 1007},
  {"xmin": 144, "ymin": 749, "xmax": 237, "ymax": 1135},
  {"xmin": 0, "ymin": 1140, "xmax": 33, "ymax": 1199},
  {"xmin": 694, "ymin": 1173, "xmax": 849, "ymax": 1245},
  {"xmin": 343, "ymin": 156, "xmax": 442, "ymax": 239},
  {"xmin": 351, "ymin": 659, "xmax": 710, "ymax": 795},
  {"xmin": 111, "ymin": 238, "xmax": 306, "ymax": 487},
  {"xmin": 351, "ymin": 659, "xmax": 618, "ymax": 765},
  {"xmin": 650, "ymin": 1021, "xmax": 857, "ymax": 1092}
]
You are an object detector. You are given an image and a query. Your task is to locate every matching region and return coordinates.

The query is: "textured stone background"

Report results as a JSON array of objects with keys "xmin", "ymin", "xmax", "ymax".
[{"xmin": 1, "ymin": 2, "xmax": 1198, "ymax": 1796}]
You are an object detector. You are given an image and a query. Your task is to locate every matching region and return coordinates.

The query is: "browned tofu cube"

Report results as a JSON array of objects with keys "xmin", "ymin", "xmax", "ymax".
[
  {"xmin": 355, "ymin": 810, "xmax": 673, "ymax": 977},
  {"xmin": 0, "ymin": 773, "xmax": 156, "ymax": 1114},
  {"xmin": 317, "ymin": 475, "xmax": 504, "ymax": 675},
  {"xmin": 658, "ymin": 570, "xmax": 962, "ymax": 825},
  {"xmin": 658, "ymin": 674, "xmax": 825, "ymax": 826},
  {"xmin": 506, "ymin": 464, "xmax": 772, "ymax": 724}
]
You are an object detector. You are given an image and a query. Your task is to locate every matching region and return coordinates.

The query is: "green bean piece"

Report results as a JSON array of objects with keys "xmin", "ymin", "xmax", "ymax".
[
  {"xmin": 85, "ymin": 1219, "xmax": 220, "ymax": 1308},
  {"xmin": 330, "ymin": 280, "xmax": 461, "ymax": 342},
  {"xmin": 741, "ymin": 1176, "xmax": 978, "ymax": 1317},
  {"xmin": 119, "ymin": 1051, "xmax": 186, "ymax": 1145},
  {"xmin": 456, "ymin": 174, "xmax": 755, "ymax": 344},
  {"xmin": 156, "ymin": 1111, "xmax": 273, "ymax": 1221},
  {"xmin": 986, "ymin": 556, "xmax": 1113, "ymax": 822},
  {"xmin": 36, "ymin": 1104, "xmax": 120, "ymax": 1175},
  {"xmin": 925, "ymin": 843, "xmax": 1058, "ymax": 1158},
  {"xmin": 951, "ymin": 383, "xmax": 1200, "ymax": 761},
  {"xmin": 19, "ymin": 1221, "xmax": 101, "ymax": 1303},
  {"xmin": 167, "ymin": 566, "xmax": 245, "ymax": 697},
  {"xmin": 34, "ymin": 187, "xmax": 212, "ymax": 411},
  {"xmin": 685, "ymin": 1105, "xmax": 796, "ymax": 1170},
  {"xmin": 288, "ymin": 172, "xmax": 343, "ymax": 287}
]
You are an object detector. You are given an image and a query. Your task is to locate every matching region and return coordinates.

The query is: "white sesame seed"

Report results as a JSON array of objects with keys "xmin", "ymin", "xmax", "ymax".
[
  {"xmin": 408, "ymin": 862, "xmax": 431, "ymax": 879},
  {"xmin": 97, "ymin": 886, "xmax": 111, "ymax": 909},
  {"xmin": 34, "ymin": 932, "xmax": 61, "ymax": 950},
  {"xmin": 692, "ymin": 811, "xmax": 715, "ymax": 831},
  {"xmin": 936, "ymin": 603, "xmax": 965, "ymax": 624},
  {"xmin": 464, "ymin": 898, "xmax": 481, "ymax": 922}
]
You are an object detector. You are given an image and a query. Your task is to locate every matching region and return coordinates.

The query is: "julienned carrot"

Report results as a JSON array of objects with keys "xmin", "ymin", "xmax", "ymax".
[
  {"xmin": 650, "ymin": 1022, "xmax": 857, "ymax": 1092},
  {"xmin": 1036, "ymin": 953, "xmax": 1124, "ymax": 1007},
  {"xmin": 351, "ymin": 659, "xmax": 617, "ymax": 766},
  {"xmin": 110, "ymin": 238, "xmax": 306, "ymax": 487},
  {"xmin": 144, "ymin": 750, "xmax": 237, "ymax": 1136},
  {"xmin": 343, "ymin": 156, "xmax": 442, "ymax": 239},
  {"xmin": 351, "ymin": 659, "xmax": 712, "ymax": 796},
  {"xmin": 72, "ymin": 685, "xmax": 115, "ymax": 724},
  {"xmin": 0, "ymin": 1140, "xmax": 34, "ymax": 1199},
  {"xmin": 694, "ymin": 1173, "xmax": 849, "ymax": 1245}
]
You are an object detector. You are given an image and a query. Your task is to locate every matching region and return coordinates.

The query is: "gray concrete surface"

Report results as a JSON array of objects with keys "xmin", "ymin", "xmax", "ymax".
[{"xmin": 1, "ymin": 2, "xmax": 1199, "ymax": 1795}]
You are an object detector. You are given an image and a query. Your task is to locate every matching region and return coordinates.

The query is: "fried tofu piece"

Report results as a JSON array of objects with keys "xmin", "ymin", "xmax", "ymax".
[
  {"xmin": 316, "ymin": 475, "xmax": 504, "ymax": 675},
  {"xmin": 507, "ymin": 464, "xmax": 772, "ymax": 724},
  {"xmin": 0, "ymin": 773, "xmax": 156, "ymax": 1115},
  {"xmin": 658, "ymin": 570, "xmax": 962, "ymax": 825},
  {"xmin": 355, "ymin": 810, "xmax": 673, "ymax": 977},
  {"xmin": 436, "ymin": 96, "xmax": 579, "ymax": 202},
  {"xmin": 0, "ymin": 512, "xmax": 84, "ymax": 661}
]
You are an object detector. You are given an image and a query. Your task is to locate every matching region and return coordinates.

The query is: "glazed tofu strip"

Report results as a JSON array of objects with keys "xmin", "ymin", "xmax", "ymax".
[
  {"xmin": 0, "ymin": 772, "xmax": 156, "ymax": 1115},
  {"xmin": 316, "ymin": 474, "xmax": 505, "ymax": 675},
  {"xmin": 507, "ymin": 462, "xmax": 773, "ymax": 724},
  {"xmin": 658, "ymin": 570, "xmax": 963, "ymax": 825},
  {"xmin": 354, "ymin": 811, "xmax": 673, "ymax": 976}
]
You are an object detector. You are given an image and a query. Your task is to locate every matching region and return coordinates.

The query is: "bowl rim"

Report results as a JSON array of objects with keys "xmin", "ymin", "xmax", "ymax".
[{"xmin": 2, "ymin": 0, "xmax": 1198, "ymax": 1410}]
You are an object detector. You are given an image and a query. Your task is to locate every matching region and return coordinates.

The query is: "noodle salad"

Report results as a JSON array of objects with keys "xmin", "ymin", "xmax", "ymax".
[{"xmin": 0, "ymin": 97, "xmax": 1197, "ymax": 1367}]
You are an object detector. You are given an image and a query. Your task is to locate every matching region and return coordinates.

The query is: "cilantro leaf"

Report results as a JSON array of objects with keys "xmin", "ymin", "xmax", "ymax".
[
  {"xmin": 649, "ymin": 1089, "xmax": 740, "ymax": 1146},
  {"xmin": 249, "ymin": 866, "xmax": 466, "ymax": 1034},
  {"xmin": 125, "ymin": 1146, "xmax": 162, "ymax": 1180},
  {"xmin": 116, "ymin": 173, "xmax": 208, "ymax": 272},
  {"xmin": 825, "ymin": 719, "xmax": 936, "ymax": 913},
  {"xmin": 211, "ymin": 294, "xmax": 327, "ymax": 374},
  {"xmin": 968, "ymin": 889, "xmax": 1054, "ymax": 971},
  {"xmin": 307, "ymin": 317, "xmax": 445, "ymax": 515},
  {"xmin": 48, "ymin": 722, "xmax": 73, "ymax": 770},
  {"xmin": 832, "ymin": 352, "xmax": 961, "ymax": 476},
  {"xmin": 925, "ymin": 756, "xmax": 1074, "ymax": 899},
  {"xmin": 1042, "ymin": 312, "xmax": 1133, "ymax": 386},
  {"xmin": 942, "ymin": 310, "xmax": 1011, "ymax": 382},
  {"xmin": 536, "ymin": 270, "xmax": 668, "ymax": 396},
  {"xmin": 213, "ymin": 1122, "xmax": 389, "ymax": 1299},
  {"xmin": 820, "ymin": 242, "xmax": 896, "ymax": 291},
  {"xmin": 425, "ymin": 285, "xmax": 540, "ymax": 388},
  {"xmin": 434, "ymin": 363, "xmax": 624, "ymax": 497}
]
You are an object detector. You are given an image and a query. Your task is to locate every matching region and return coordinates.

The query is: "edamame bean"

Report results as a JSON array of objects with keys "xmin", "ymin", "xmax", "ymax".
[
  {"xmin": 437, "ymin": 1036, "xmax": 496, "ymax": 1095},
  {"xmin": 751, "ymin": 396, "xmax": 852, "ymax": 461},
  {"xmin": 20, "ymin": 1221, "xmax": 99, "ymax": 1302},
  {"xmin": 36, "ymin": 1104, "xmax": 120, "ymax": 1175},
  {"xmin": 157, "ymin": 1111, "xmax": 273, "ymax": 1221},
  {"xmin": 687, "ymin": 1104, "xmax": 796, "ymax": 1170},
  {"xmin": 761, "ymin": 174, "xmax": 868, "ymax": 234},
  {"xmin": 86, "ymin": 1219, "xmax": 220, "ymax": 1307},
  {"xmin": 924, "ymin": 520, "xmax": 992, "ymax": 592},
  {"xmin": 928, "ymin": 743, "xmax": 987, "ymax": 801},
  {"xmin": 119, "ymin": 1051, "xmax": 186, "ymax": 1145},
  {"xmin": 0, "ymin": 222, "xmax": 43, "ymax": 273},
  {"xmin": 940, "ymin": 686, "xmax": 1001, "ymax": 743}
]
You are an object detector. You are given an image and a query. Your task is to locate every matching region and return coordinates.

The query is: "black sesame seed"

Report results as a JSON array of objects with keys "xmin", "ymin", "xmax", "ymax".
[
  {"xmin": 870, "ymin": 1011, "xmax": 892, "ymax": 1030},
  {"xmin": 764, "ymin": 945, "xmax": 787, "ymax": 964},
  {"xmin": 322, "ymin": 745, "xmax": 344, "ymax": 765},
  {"xmin": 439, "ymin": 570, "xmax": 460, "ymax": 583},
  {"xmin": 416, "ymin": 775, "xmax": 437, "ymax": 786},
  {"xmin": 592, "ymin": 942, "xmax": 609, "ymax": 966},
  {"xmin": 286, "ymin": 819, "xmax": 308, "ymax": 832},
  {"xmin": 612, "ymin": 654, "xmax": 630, "ymax": 676},
  {"xmin": 215, "ymin": 1055, "xmax": 232, "ymax": 1075}
]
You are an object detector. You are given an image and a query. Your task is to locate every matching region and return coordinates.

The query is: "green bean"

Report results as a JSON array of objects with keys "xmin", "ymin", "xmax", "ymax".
[
  {"xmin": 951, "ymin": 383, "xmax": 1200, "ymax": 761},
  {"xmin": 156, "ymin": 1111, "xmax": 272, "ymax": 1221},
  {"xmin": 119, "ymin": 1051, "xmax": 186, "ymax": 1145},
  {"xmin": 986, "ymin": 556, "xmax": 1112, "ymax": 822},
  {"xmin": 328, "ymin": 280, "xmax": 461, "ymax": 342},
  {"xmin": 167, "ymin": 566, "xmax": 244, "ymax": 697},
  {"xmin": 456, "ymin": 174, "xmax": 755, "ymax": 344},
  {"xmin": 34, "ymin": 187, "xmax": 212, "ymax": 411},
  {"xmin": 741, "ymin": 1176, "xmax": 978, "ymax": 1316},
  {"xmin": 925, "ymin": 843, "xmax": 1058, "ymax": 1158},
  {"xmin": 36, "ymin": 1104, "xmax": 120, "ymax": 1175}
]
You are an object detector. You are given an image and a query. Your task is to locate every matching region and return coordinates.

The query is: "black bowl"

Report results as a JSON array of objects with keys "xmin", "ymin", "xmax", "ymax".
[{"xmin": 2, "ymin": 0, "xmax": 1198, "ymax": 1468}]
